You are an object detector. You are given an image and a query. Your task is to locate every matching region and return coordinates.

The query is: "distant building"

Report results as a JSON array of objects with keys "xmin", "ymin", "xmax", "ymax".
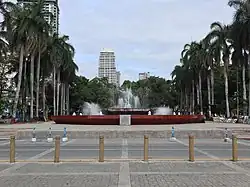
[
  {"xmin": 17, "ymin": 0, "xmax": 59, "ymax": 34},
  {"xmin": 139, "ymin": 72, "xmax": 150, "ymax": 80},
  {"xmin": 98, "ymin": 49, "xmax": 118, "ymax": 86}
]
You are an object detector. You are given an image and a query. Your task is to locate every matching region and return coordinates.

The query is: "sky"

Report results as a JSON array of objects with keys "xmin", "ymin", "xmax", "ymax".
[{"xmin": 10, "ymin": 0, "xmax": 235, "ymax": 83}]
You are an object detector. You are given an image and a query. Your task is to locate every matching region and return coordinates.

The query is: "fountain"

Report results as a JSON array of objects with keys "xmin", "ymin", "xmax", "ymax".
[
  {"xmin": 108, "ymin": 88, "xmax": 149, "ymax": 115},
  {"xmin": 52, "ymin": 89, "xmax": 205, "ymax": 125},
  {"xmin": 82, "ymin": 102, "xmax": 102, "ymax": 115},
  {"xmin": 154, "ymin": 107, "xmax": 172, "ymax": 115}
]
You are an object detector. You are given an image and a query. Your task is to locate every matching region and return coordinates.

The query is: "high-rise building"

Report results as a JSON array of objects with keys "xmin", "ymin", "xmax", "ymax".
[
  {"xmin": 17, "ymin": 0, "xmax": 59, "ymax": 34},
  {"xmin": 98, "ymin": 49, "xmax": 118, "ymax": 86},
  {"xmin": 139, "ymin": 72, "xmax": 150, "ymax": 80}
]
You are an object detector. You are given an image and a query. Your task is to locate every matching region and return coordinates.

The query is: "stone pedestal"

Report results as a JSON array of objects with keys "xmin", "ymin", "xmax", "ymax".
[{"xmin": 119, "ymin": 115, "xmax": 131, "ymax": 126}]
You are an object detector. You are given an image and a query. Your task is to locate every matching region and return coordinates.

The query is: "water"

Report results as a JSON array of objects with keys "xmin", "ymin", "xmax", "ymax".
[
  {"xmin": 154, "ymin": 107, "xmax": 172, "ymax": 115},
  {"xmin": 117, "ymin": 88, "xmax": 141, "ymax": 108},
  {"xmin": 82, "ymin": 102, "xmax": 102, "ymax": 115}
]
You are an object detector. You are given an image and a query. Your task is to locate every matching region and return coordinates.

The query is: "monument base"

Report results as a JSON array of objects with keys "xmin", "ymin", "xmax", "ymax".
[{"xmin": 119, "ymin": 115, "xmax": 131, "ymax": 126}]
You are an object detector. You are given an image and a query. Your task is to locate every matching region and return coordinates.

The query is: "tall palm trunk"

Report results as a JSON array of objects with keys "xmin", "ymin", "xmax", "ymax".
[
  {"xmin": 224, "ymin": 58, "xmax": 230, "ymax": 118},
  {"xmin": 56, "ymin": 70, "xmax": 60, "ymax": 116},
  {"xmin": 63, "ymin": 83, "xmax": 66, "ymax": 115},
  {"xmin": 35, "ymin": 47, "xmax": 41, "ymax": 117},
  {"xmin": 30, "ymin": 54, "xmax": 35, "ymax": 119},
  {"xmin": 13, "ymin": 45, "xmax": 25, "ymax": 118},
  {"xmin": 65, "ymin": 83, "xmax": 70, "ymax": 115},
  {"xmin": 22, "ymin": 60, "xmax": 27, "ymax": 121},
  {"xmin": 198, "ymin": 71, "xmax": 203, "ymax": 114},
  {"xmin": 53, "ymin": 66, "xmax": 56, "ymax": 116},
  {"xmin": 211, "ymin": 68, "xmax": 215, "ymax": 105},
  {"xmin": 207, "ymin": 74, "xmax": 211, "ymax": 118},
  {"xmin": 196, "ymin": 83, "xmax": 200, "ymax": 105},
  {"xmin": 42, "ymin": 73, "xmax": 46, "ymax": 119},
  {"xmin": 192, "ymin": 80, "xmax": 195, "ymax": 114},
  {"xmin": 248, "ymin": 53, "xmax": 250, "ymax": 117},
  {"xmin": 242, "ymin": 62, "xmax": 247, "ymax": 115},
  {"xmin": 60, "ymin": 82, "xmax": 64, "ymax": 115},
  {"xmin": 236, "ymin": 66, "xmax": 239, "ymax": 117},
  {"xmin": 185, "ymin": 87, "xmax": 188, "ymax": 113}
]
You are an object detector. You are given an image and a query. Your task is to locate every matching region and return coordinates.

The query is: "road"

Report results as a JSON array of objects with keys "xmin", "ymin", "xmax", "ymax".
[
  {"xmin": 0, "ymin": 138, "xmax": 249, "ymax": 160},
  {"xmin": 0, "ymin": 138, "xmax": 249, "ymax": 186}
]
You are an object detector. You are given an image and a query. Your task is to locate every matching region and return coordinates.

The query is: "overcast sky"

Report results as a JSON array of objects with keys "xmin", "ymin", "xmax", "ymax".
[{"xmin": 10, "ymin": 0, "xmax": 235, "ymax": 82}]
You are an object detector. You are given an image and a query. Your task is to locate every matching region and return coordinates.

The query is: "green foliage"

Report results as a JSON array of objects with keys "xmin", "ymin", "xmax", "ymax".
[
  {"xmin": 69, "ymin": 76, "xmax": 116, "ymax": 110},
  {"xmin": 121, "ymin": 76, "xmax": 178, "ymax": 109}
]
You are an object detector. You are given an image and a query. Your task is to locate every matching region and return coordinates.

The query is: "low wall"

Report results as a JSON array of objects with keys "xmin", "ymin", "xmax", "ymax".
[{"xmin": 16, "ymin": 129, "xmax": 228, "ymax": 139}]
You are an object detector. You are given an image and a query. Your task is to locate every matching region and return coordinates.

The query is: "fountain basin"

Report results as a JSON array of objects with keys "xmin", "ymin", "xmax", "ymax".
[
  {"xmin": 51, "ymin": 115, "xmax": 205, "ymax": 125},
  {"xmin": 51, "ymin": 115, "xmax": 119, "ymax": 125}
]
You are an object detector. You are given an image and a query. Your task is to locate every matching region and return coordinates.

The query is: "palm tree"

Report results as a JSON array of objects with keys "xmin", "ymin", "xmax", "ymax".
[
  {"xmin": 206, "ymin": 22, "xmax": 231, "ymax": 118},
  {"xmin": 228, "ymin": 0, "xmax": 250, "ymax": 115}
]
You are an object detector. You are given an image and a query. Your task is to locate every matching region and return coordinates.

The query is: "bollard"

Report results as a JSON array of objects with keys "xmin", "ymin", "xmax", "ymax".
[
  {"xmin": 62, "ymin": 127, "xmax": 68, "ymax": 142},
  {"xmin": 170, "ymin": 126, "xmax": 176, "ymax": 141},
  {"xmin": 47, "ymin": 127, "xmax": 53, "ymax": 142},
  {"xmin": 99, "ymin": 136, "xmax": 104, "ymax": 162},
  {"xmin": 189, "ymin": 135, "xmax": 195, "ymax": 162},
  {"xmin": 144, "ymin": 135, "xmax": 149, "ymax": 161},
  {"xmin": 10, "ymin": 136, "xmax": 15, "ymax": 163},
  {"xmin": 224, "ymin": 128, "xmax": 230, "ymax": 142},
  {"xmin": 232, "ymin": 135, "xmax": 238, "ymax": 162},
  {"xmin": 32, "ymin": 127, "xmax": 36, "ymax": 142},
  {"xmin": 54, "ymin": 136, "xmax": 60, "ymax": 163}
]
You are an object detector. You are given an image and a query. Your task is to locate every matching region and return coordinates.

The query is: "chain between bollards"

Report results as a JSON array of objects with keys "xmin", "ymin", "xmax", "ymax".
[
  {"xmin": 99, "ymin": 136, "xmax": 104, "ymax": 162},
  {"xmin": 144, "ymin": 135, "xmax": 149, "ymax": 161},
  {"xmin": 10, "ymin": 135, "xmax": 15, "ymax": 163},
  {"xmin": 232, "ymin": 135, "xmax": 238, "ymax": 162},
  {"xmin": 54, "ymin": 135, "xmax": 60, "ymax": 163},
  {"xmin": 189, "ymin": 135, "xmax": 195, "ymax": 162}
]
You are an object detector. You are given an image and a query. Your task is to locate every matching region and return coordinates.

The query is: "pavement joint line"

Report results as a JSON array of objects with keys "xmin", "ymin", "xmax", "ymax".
[
  {"xmin": 2, "ymin": 148, "xmax": 250, "ymax": 151},
  {"xmin": 0, "ymin": 139, "xmax": 76, "ymax": 177},
  {"xmin": 130, "ymin": 171, "xmax": 243, "ymax": 175},
  {"xmin": 1, "ymin": 172, "xmax": 118, "ymax": 176},
  {"xmin": 1, "ymin": 157, "xmax": 250, "ymax": 163},
  {"xmin": 175, "ymin": 139, "xmax": 250, "ymax": 176},
  {"xmin": 118, "ymin": 138, "xmax": 131, "ymax": 187}
]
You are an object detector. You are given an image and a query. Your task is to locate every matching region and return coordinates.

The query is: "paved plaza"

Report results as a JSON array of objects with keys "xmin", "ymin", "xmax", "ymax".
[
  {"xmin": 0, "ymin": 122, "xmax": 249, "ymax": 186},
  {"xmin": 0, "ymin": 138, "xmax": 248, "ymax": 186},
  {"xmin": 1, "ymin": 160, "xmax": 250, "ymax": 186}
]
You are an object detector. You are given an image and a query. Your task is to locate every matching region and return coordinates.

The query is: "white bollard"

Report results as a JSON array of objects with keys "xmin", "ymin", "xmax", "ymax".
[
  {"xmin": 32, "ymin": 127, "xmax": 37, "ymax": 142},
  {"xmin": 224, "ymin": 128, "xmax": 230, "ymax": 142},
  {"xmin": 47, "ymin": 127, "xmax": 53, "ymax": 142},
  {"xmin": 62, "ymin": 127, "xmax": 68, "ymax": 142},
  {"xmin": 169, "ymin": 126, "xmax": 176, "ymax": 141}
]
